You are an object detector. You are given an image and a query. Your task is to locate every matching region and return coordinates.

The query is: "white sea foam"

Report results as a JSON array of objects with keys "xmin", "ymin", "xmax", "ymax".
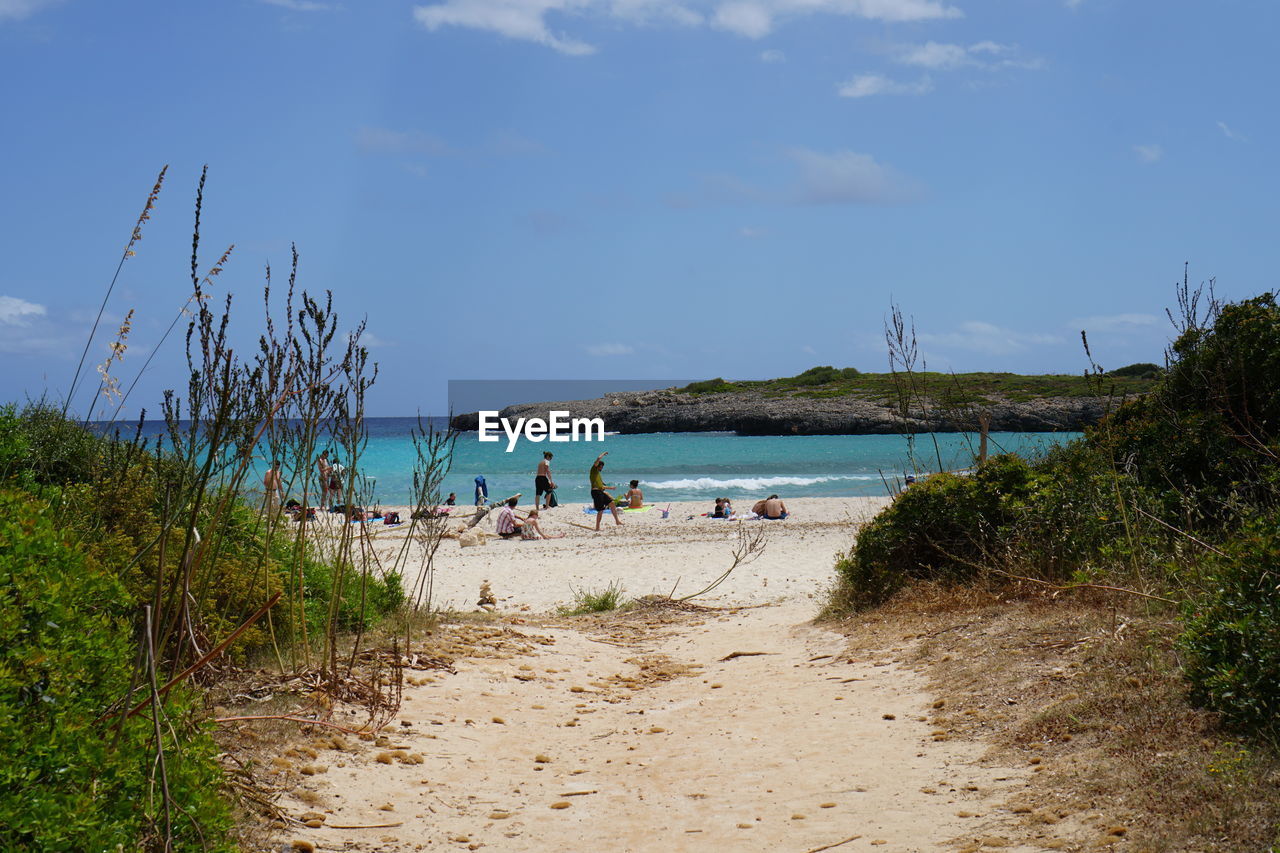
[{"xmin": 645, "ymin": 475, "xmax": 877, "ymax": 491}]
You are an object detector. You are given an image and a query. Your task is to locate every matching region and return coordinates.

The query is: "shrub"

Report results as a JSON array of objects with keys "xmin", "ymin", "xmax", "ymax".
[
  {"xmin": 1180, "ymin": 515, "xmax": 1280, "ymax": 733},
  {"xmin": 0, "ymin": 489, "xmax": 232, "ymax": 851},
  {"xmin": 787, "ymin": 365, "xmax": 842, "ymax": 386},
  {"xmin": 1107, "ymin": 362, "xmax": 1163, "ymax": 379},
  {"xmin": 835, "ymin": 455, "xmax": 1041, "ymax": 608},
  {"xmin": 683, "ymin": 377, "xmax": 733, "ymax": 394}
]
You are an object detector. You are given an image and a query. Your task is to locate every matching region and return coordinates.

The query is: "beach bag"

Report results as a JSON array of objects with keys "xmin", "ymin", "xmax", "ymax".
[{"xmin": 547, "ymin": 489, "xmax": 559, "ymax": 508}]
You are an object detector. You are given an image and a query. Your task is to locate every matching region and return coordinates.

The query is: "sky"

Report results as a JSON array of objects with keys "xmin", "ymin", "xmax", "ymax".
[{"xmin": 0, "ymin": 0, "xmax": 1276, "ymax": 418}]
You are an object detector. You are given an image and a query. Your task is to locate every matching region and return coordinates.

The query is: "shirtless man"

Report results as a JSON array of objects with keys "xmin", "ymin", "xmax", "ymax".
[
  {"xmin": 535, "ymin": 451, "xmax": 556, "ymax": 510},
  {"xmin": 263, "ymin": 460, "xmax": 283, "ymax": 515},
  {"xmin": 316, "ymin": 450, "xmax": 332, "ymax": 509},
  {"xmin": 752, "ymin": 494, "xmax": 788, "ymax": 519}
]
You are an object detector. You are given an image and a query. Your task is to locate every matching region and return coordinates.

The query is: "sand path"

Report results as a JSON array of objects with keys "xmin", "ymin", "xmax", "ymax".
[{"xmin": 281, "ymin": 598, "xmax": 1038, "ymax": 852}]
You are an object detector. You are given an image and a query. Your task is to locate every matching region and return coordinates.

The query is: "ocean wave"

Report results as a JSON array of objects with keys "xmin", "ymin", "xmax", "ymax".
[{"xmin": 645, "ymin": 475, "xmax": 878, "ymax": 491}]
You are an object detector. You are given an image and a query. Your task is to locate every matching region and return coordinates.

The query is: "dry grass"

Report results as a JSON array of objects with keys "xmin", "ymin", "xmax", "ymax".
[{"xmin": 830, "ymin": 581, "xmax": 1280, "ymax": 852}]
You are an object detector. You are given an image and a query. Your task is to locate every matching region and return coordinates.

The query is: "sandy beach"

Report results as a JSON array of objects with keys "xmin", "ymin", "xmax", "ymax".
[
  {"xmin": 265, "ymin": 497, "xmax": 1050, "ymax": 852},
  {"xmin": 364, "ymin": 496, "xmax": 894, "ymax": 614}
]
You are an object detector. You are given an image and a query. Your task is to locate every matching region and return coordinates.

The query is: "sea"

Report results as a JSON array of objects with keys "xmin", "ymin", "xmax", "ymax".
[
  {"xmin": 109, "ymin": 417, "xmax": 1078, "ymax": 506},
  {"xmin": 352, "ymin": 420, "xmax": 1077, "ymax": 507}
]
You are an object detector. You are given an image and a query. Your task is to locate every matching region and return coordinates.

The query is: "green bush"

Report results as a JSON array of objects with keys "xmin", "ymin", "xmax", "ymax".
[
  {"xmin": 0, "ymin": 489, "xmax": 232, "ymax": 851},
  {"xmin": 683, "ymin": 377, "xmax": 733, "ymax": 394},
  {"xmin": 835, "ymin": 455, "xmax": 1041, "ymax": 608},
  {"xmin": 1180, "ymin": 515, "xmax": 1280, "ymax": 733},
  {"xmin": 1107, "ymin": 362, "xmax": 1163, "ymax": 379}
]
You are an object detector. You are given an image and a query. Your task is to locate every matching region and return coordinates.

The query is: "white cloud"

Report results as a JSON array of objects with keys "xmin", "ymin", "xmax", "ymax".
[
  {"xmin": 920, "ymin": 321, "xmax": 1061, "ymax": 356},
  {"xmin": 356, "ymin": 331, "xmax": 395, "ymax": 348},
  {"xmin": 801, "ymin": 344, "xmax": 817, "ymax": 356},
  {"xmin": 713, "ymin": 1, "xmax": 772, "ymax": 37},
  {"xmin": 412, "ymin": 0, "xmax": 962, "ymax": 54},
  {"xmin": 787, "ymin": 147, "xmax": 921, "ymax": 204},
  {"xmin": 1133, "ymin": 143, "xmax": 1163, "ymax": 164},
  {"xmin": 413, "ymin": 0, "xmax": 598, "ymax": 56},
  {"xmin": 260, "ymin": 0, "xmax": 339, "ymax": 11},
  {"xmin": 892, "ymin": 40, "xmax": 1041, "ymax": 72},
  {"xmin": 760, "ymin": 48, "xmax": 785, "ymax": 63},
  {"xmin": 1217, "ymin": 120, "xmax": 1247, "ymax": 142},
  {"xmin": 356, "ymin": 126, "xmax": 453, "ymax": 156},
  {"xmin": 739, "ymin": 226, "xmax": 767, "ymax": 238},
  {"xmin": 585, "ymin": 342, "xmax": 635, "ymax": 356},
  {"xmin": 1072, "ymin": 313, "xmax": 1160, "ymax": 332},
  {"xmin": 837, "ymin": 73, "xmax": 933, "ymax": 98},
  {"xmin": 0, "ymin": 296, "xmax": 46, "ymax": 326},
  {"xmin": 0, "ymin": 0, "xmax": 64, "ymax": 22},
  {"xmin": 896, "ymin": 40, "xmax": 970, "ymax": 69},
  {"xmin": 609, "ymin": 0, "xmax": 701, "ymax": 26}
]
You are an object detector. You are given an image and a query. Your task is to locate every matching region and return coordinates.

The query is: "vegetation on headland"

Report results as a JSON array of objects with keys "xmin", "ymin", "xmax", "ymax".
[
  {"xmin": 829, "ymin": 283, "xmax": 1280, "ymax": 848},
  {"xmin": 682, "ymin": 364, "xmax": 1161, "ymax": 403},
  {"xmin": 0, "ymin": 170, "xmax": 454, "ymax": 851}
]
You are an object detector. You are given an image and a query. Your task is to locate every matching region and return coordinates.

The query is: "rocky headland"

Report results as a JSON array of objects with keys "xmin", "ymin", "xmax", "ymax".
[{"xmin": 450, "ymin": 388, "xmax": 1113, "ymax": 435}]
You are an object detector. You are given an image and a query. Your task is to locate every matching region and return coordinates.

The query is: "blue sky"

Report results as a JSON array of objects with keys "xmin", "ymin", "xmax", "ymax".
[{"xmin": 0, "ymin": 0, "xmax": 1276, "ymax": 417}]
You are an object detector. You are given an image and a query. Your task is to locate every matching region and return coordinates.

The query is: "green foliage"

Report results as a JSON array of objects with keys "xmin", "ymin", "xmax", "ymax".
[
  {"xmin": 677, "ymin": 370, "xmax": 1157, "ymax": 402},
  {"xmin": 835, "ymin": 455, "xmax": 1041, "ymax": 608},
  {"xmin": 558, "ymin": 581, "xmax": 628, "ymax": 615},
  {"xmin": 682, "ymin": 377, "xmax": 733, "ymax": 394},
  {"xmin": 1107, "ymin": 362, "xmax": 1163, "ymax": 379},
  {"xmin": 0, "ymin": 489, "xmax": 232, "ymax": 851},
  {"xmin": 1180, "ymin": 515, "xmax": 1280, "ymax": 733}
]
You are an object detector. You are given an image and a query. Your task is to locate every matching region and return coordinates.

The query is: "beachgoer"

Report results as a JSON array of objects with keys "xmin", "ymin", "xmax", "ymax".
[
  {"xmin": 622, "ymin": 479, "xmax": 643, "ymax": 509},
  {"xmin": 536, "ymin": 451, "xmax": 556, "ymax": 510},
  {"xmin": 445, "ymin": 492, "xmax": 457, "ymax": 506},
  {"xmin": 723, "ymin": 497, "xmax": 733, "ymax": 517},
  {"xmin": 495, "ymin": 497, "xmax": 524, "ymax": 538},
  {"xmin": 328, "ymin": 459, "xmax": 345, "ymax": 500},
  {"xmin": 316, "ymin": 450, "xmax": 332, "ymax": 509},
  {"xmin": 263, "ymin": 459, "xmax": 283, "ymax": 515},
  {"xmin": 904, "ymin": 474, "xmax": 916, "ymax": 489},
  {"xmin": 712, "ymin": 497, "xmax": 727, "ymax": 518},
  {"xmin": 521, "ymin": 508, "xmax": 565, "ymax": 540},
  {"xmin": 589, "ymin": 451, "xmax": 622, "ymax": 530},
  {"xmin": 474, "ymin": 475, "xmax": 489, "ymax": 507},
  {"xmin": 758, "ymin": 494, "xmax": 788, "ymax": 520}
]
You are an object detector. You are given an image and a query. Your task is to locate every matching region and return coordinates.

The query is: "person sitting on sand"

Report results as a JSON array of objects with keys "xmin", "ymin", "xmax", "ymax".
[
  {"xmin": 590, "ymin": 452, "xmax": 622, "ymax": 530},
  {"xmin": 712, "ymin": 497, "xmax": 727, "ymax": 518},
  {"xmin": 445, "ymin": 492, "xmax": 456, "ymax": 506},
  {"xmin": 495, "ymin": 497, "xmax": 524, "ymax": 539},
  {"xmin": 520, "ymin": 508, "xmax": 565, "ymax": 540},
  {"xmin": 751, "ymin": 494, "xmax": 788, "ymax": 520},
  {"xmin": 622, "ymin": 479, "xmax": 644, "ymax": 509}
]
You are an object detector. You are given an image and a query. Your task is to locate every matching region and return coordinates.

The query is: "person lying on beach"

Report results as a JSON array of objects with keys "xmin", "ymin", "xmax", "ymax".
[
  {"xmin": 495, "ymin": 497, "xmax": 524, "ymax": 539},
  {"xmin": 520, "ymin": 509, "xmax": 565, "ymax": 540},
  {"xmin": 751, "ymin": 495, "xmax": 788, "ymax": 520},
  {"xmin": 590, "ymin": 452, "xmax": 622, "ymax": 530},
  {"xmin": 622, "ymin": 479, "xmax": 644, "ymax": 509}
]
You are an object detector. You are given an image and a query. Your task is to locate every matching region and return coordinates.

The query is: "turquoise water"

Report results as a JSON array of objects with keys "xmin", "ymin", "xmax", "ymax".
[
  {"xmin": 354, "ymin": 421, "xmax": 1078, "ymax": 506},
  {"xmin": 114, "ymin": 418, "xmax": 1079, "ymax": 505}
]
